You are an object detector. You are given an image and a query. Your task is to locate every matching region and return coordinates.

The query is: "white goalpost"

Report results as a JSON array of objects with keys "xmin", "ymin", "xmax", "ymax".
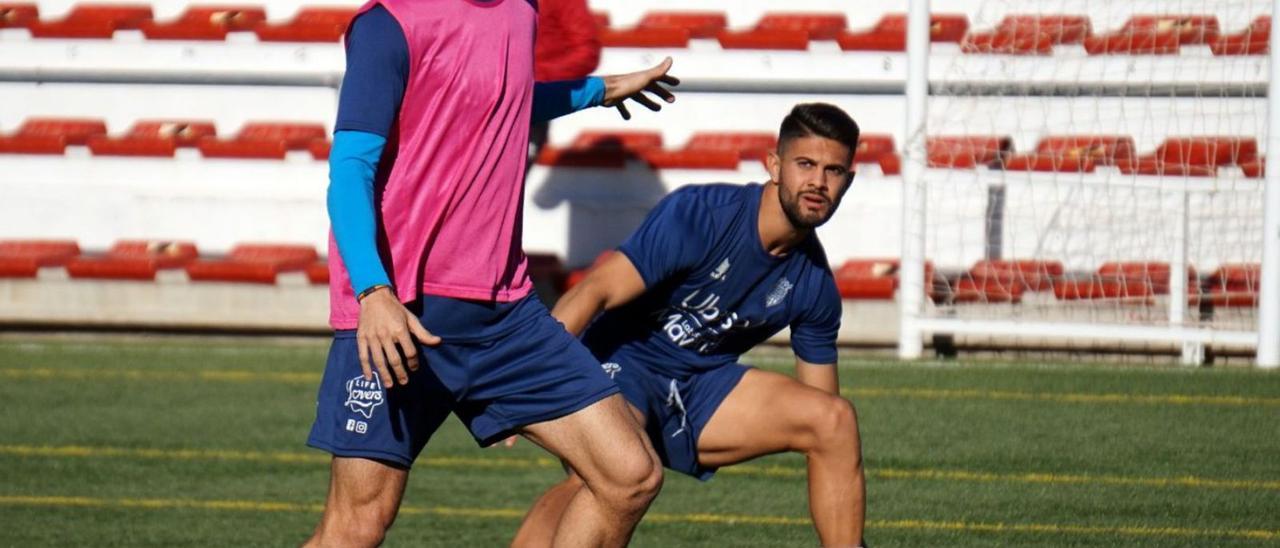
[{"xmin": 899, "ymin": 0, "xmax": 1279, "ymax": 366}]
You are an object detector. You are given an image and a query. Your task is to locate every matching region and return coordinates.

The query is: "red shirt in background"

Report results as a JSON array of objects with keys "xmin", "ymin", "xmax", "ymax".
[{"xmin": 535, "ymin": 0, "xmax": 602, "ymax": 81}]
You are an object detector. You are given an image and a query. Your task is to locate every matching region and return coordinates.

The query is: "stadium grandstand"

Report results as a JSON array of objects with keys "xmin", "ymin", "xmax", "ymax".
[{"xmin": 0, "ymin": 0, "xmax": 1275, "ymax": 364}]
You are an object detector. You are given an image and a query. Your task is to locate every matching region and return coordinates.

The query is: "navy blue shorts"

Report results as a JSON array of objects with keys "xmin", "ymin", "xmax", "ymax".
[
  {"xmin": 307, "ymin": 294, "xmax": 619, "ymax": 467},
  {"xmin": 600, "ymin": 347, "xmax": 750, "ymax": 480}
]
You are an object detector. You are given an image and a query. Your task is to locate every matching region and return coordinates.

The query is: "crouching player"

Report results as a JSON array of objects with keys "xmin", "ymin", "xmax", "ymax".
[{"xmin": 513, "ymin": 103, "xmax": 867, "ymax": 547}]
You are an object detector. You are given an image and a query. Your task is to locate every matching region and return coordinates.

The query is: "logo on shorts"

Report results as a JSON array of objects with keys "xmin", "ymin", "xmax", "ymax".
[
  {"xmin": 766, "ymin": 278, "xmax": 794, "ymax": 308},
  {"xmin": 344, "ymin": 375, "xmax": 385, "ymax": 419},
  {"xmin": 345, "ymin": 419, "xmax": 369, "ymax": 434},
  {"xmin": 601, "ymin": 362, "xmax": 622, "ymax": 379}
]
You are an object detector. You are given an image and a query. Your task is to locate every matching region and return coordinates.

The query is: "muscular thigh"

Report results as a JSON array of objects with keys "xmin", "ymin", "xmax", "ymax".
[
  {"xmin": 519, "ymin": 394, "xmax": 658, "ymax": 486},
  {"xmin": 696, "ymin": 369, "xmax": 840, "ymax": 468},
  {"xmin": 326, "ymin": 456, "xmax": 410, "ymax": 516}
]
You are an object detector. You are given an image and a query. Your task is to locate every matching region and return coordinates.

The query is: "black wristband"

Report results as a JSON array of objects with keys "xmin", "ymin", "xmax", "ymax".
[{"xmin": 356, "ymin": 284, "xmax": 392, "ymax": 302}]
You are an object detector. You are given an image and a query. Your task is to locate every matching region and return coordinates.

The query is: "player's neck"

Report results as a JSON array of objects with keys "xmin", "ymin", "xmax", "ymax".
[{"xmin": 758, "ymin": 183, "xmax": 811, "ymax": 257}]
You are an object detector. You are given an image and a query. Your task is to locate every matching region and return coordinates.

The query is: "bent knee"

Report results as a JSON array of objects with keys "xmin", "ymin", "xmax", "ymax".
[
  {"xmin": 590, "ymin": 454, "xmax": 663, "ymax": 510},
  {"xmin": 805, "ymin": 396, "xmax": 860, "ymax": 453}
]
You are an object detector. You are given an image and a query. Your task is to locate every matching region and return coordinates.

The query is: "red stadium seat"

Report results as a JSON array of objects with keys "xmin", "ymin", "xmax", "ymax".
[
  {"xmin": 598, "ymin": 27, "xmax": 689, "ymax": 48},
  {"xmin": 1212, "ymin": 16, "xmax": 1270, "ymax": 55},
  {"xmin": 969, "ymin": 259, "xmax": 1063, "ymax": 292},
  {"xmin": 1119, "ymin": 137, "xmax": 1257, "ymax": 176},
  {"xmin": 854, "ymin": 134, "xmax": 894, "ymax": 164},
  {"xmin": 641, "ymin": 149, "xmax": 740, "ymax": 170},
  {"xmin": 309, "ymin": 139, "xmax": 331, "ymax": 160},
  {"xmin": 1205, "ymin": 263, "xmax": 1260, "ymax": 307},
  {"xmin": 88, "ymin": 120, "xmax": 216, "ymax": 157},
  {"xmin": 1052, "ymin": 277, "xmax": 1155, "ymax": 300},
  {"xmin": 0, "ymin": 118, "xmax": 107, "ymax": 155},
  {"xmin": 1125, "ymin": 15, "xmax": 1220, "ymax": 44},
  {"xmin": 961, "ymin": 14, "xmax": 1089, "ymax": 54},
  {"xmin": 1097, "ymin": 262, "xmax": 1197, "ymax": 296},
  {"xmin": 1083, "ymin": 29, "xmax": 1181, "ymax": 55},
  {"xmin": 198, "ymin": 122, "xmax": 326, "ymax": 159},
  {"xmin": 536, "ymin": 131, "xmax": 661, "ymax": 168},
  {"xmin": 684, "ymin": 132, "xmax": 777, "ymax": 161},
  {"xmin": 1003, "ymin": 153, "xmax": 1096, "ymax": 173},
  {"xmin": 1156, "ymin": 137, "xmax": 1258, "ymax": 167},
  {"xmin": 851, "ymin": 134, "xmax": 898, "ymax": 174},
  {"xmin": 637, "ymin": 11, "xmax": 727, "ymax": 38},
  {"xmin": 756, "ymin": 12, "xmax": 847, "ymax": 40},
  {"xmin": 106, "ymin": 240, "xmax": 199, "ymax": 267},
  {"xmin": 961, "ymin": 30, "xmax": 1055, "ymax": 55},
  {"xmin": 186, "ymin": 243, "xmax": 318, "ymax": 283},
  {"xmin": 717, "ymin": 28, "xmax": 809, "ymax": 50},
  {"xmin": 571, "ymin": 130, "xmax": 663, "ymax": 152},
  {"xmin": 140, "ymin": 5, "xmax": 266, "ymax": 40},
  {"xmin": 535, "ymin": 146, "xmax": 628, "ymax": 168},
  {"xmin": 1005, "ymin": 135, "xmax": 1136, "ymax": 173},
  {"xmin": 0, "ymin": 239, "xmax": 81, "ymax": 278},
  {"xmin": 835, "ymin": 258, "xmax": 899, "ymax": 300},
  {"xmin": 0, "ymin": 3, "xmax": 38, "ymax": 28},
  {"xmin": 1036, "ymin": 135, "xmax": 1136, "ymax": 164},
  {"xmin": 237, "ymin": 122, "xmax": 326, "ymax": 147},
  {"xmin": 226, "ymin": 243, "xmax": 317, "ymax": 266},
  {"xmin": 306, "ymin": 261, "xmax": 328, "ymax": 285},
  {"xmin": 1083, "ymin": 15, "xmax": 1216, "ymax": 55},
  {"xmin": 1242, "ymin": 157, "xmax": 1265, "ymax": 178},
  {"xmin": 18, "ymin": 118, "xmax": 108, "ymax": 144},
  {"xmin": 926, "ymin": 136, "xmax": 1012, "ymax": 168},
  {"xmin": 877, "ymin": 153, "xmax": 902, "ymax": 176},
  {"xmin": 1118, "ymin": 158, "xmax": 1216, "ymax": 177},
  {"xmin": 996, "ymin": 15, "xmax": 1091, "ymax": 44},
  {"xmin": 66, "ymin": 240, "xmax": 198, "ymax": 280},
  {"xmin": 838, "ymin": 14, "xmax": 969, "ymax": 51},
  {"xmin": 27, "ymin": 4, "xmax": 152, "ymax": 38},
  {"xmin": 950, "ymin": 276, "xmax": 1025, "ymax": 303},
  {"xmin": 835, "ymin": 258, "xmax": 936, "ymax": 300},
  {"xmin": 253, "ymin": 7, "xmax": 355, "ymax": 42}
]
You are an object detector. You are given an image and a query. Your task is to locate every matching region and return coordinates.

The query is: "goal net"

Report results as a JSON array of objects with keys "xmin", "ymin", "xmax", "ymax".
[{"xmin": 900, "ymin": 0, "xmax": 1272, "ymax": 361}]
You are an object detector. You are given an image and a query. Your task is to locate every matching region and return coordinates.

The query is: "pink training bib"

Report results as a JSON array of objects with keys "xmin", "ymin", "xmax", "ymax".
[{"xmin": 328, "ymin": 0, "xmax": 537, "ymax": 329}]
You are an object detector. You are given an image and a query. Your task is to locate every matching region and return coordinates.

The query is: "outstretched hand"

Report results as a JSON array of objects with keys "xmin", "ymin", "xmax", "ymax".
[{"xmin": 601, "ymin": 57, "xmax": 680, "ymax": 120}]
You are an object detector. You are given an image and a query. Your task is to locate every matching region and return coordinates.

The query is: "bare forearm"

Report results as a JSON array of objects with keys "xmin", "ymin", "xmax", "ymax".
[
  {"xmin": 550, "ymin": 284, "xmax": 608, "ymax": 337},
  {"xmin": 795, "ymin": 360, "xmax": 839, "ymax": 395}
]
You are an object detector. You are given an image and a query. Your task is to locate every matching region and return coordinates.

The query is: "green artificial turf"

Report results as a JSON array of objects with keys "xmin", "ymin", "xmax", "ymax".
[{"xmin": 0, "ymin": 336, "xmax": 1276, "ymax": 546}]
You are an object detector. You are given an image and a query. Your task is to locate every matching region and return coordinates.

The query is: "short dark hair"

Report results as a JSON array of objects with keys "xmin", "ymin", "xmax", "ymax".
[{"xmin": 777, "ymin": 103, "xmax": 860, "ymax": 160}]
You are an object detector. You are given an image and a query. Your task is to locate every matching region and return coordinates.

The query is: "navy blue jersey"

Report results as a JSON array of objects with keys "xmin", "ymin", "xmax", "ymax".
[{"xmin": 582, "ymin": 183, "xmax": 841, "ymax": 375}]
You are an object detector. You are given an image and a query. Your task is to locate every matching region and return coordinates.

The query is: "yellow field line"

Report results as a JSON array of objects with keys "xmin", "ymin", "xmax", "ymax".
[
  {"xmin": 0, "ymin": 367, "xmax": 317, "ymax": 384},
  {"xmin": 4, "ymin": 444, "xmax": 1277, "ymax": 492},
  {"xmin": 0, "ymin": 495, "xmax": 1274, "ymax": 540},
  {"xmin": 839, "ymin": 386, "xmax": 1280, "ymax": 406},
  {"xmin": 4, "ymin": 366, "xmax": 1277, "ymax": 407}
]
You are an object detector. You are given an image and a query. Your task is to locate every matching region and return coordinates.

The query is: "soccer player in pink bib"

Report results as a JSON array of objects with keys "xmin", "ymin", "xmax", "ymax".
[{"xmin": 303, "ymin": 1, "xmax": 679, "ymax": 545}]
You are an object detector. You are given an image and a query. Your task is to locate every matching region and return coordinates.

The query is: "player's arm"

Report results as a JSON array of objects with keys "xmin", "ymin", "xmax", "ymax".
[
  {"xmin": 553, "ymin": 190, "xmax": 706, "ymax": 334},
  {"xmin": 791, "ymin": 278, "xmax": 843, "ymax": 394},
  {"xmin": 551, "ymin": 252, "xmax": 646, "ymax": 336},
  {"xmin": 795, "ymin": 356, "xmax": 840, "ymax": 395},
  {"xmin": 330, "ymin": 6, "xmax": 438, "ymax": 388},
  {"xmin": 531, "ymin": 58, "xmax": 679, "ymax": 123}
]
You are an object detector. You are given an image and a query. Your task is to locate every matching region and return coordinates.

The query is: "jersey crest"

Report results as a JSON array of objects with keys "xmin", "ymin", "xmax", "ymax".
[{"xmin": 766, "ymin": 278, "xmax": 794, "ymax": 307}]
